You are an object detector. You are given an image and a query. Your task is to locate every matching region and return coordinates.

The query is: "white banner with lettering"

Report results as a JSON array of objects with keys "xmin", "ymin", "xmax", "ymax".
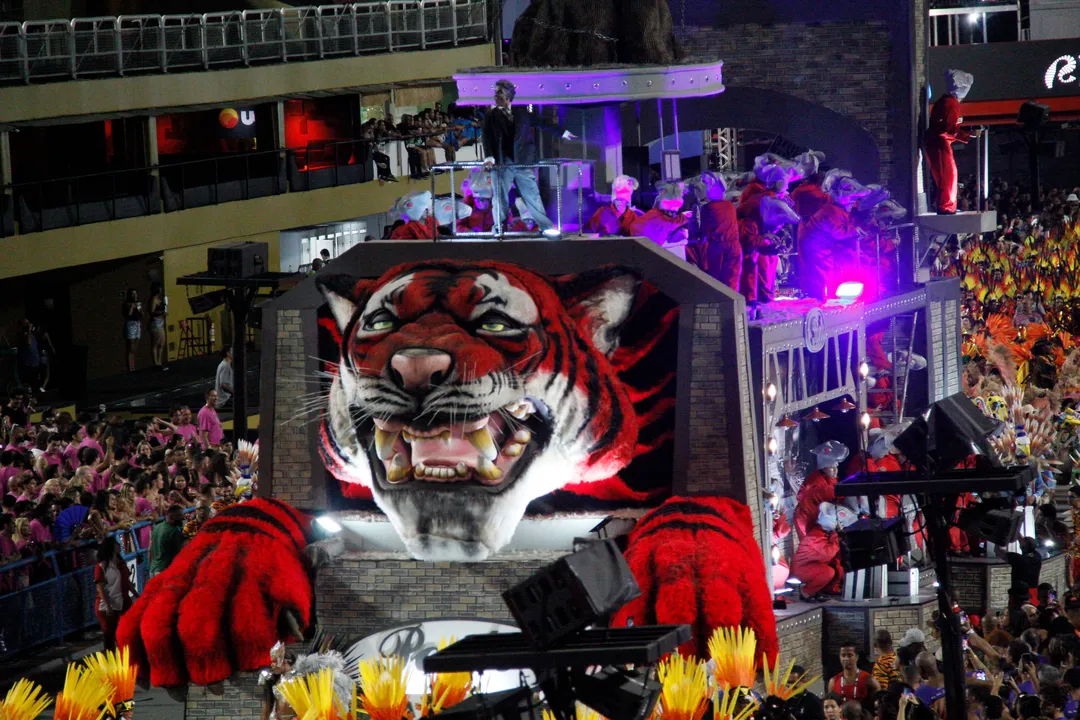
[{"xmin": 346, "ymin": 618, "xmax": 533, "ymax": 697}]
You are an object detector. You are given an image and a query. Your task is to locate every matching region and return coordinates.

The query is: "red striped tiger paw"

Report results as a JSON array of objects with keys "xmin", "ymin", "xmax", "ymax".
[
  {"xmin": 612, "ymin": 495, "xmax": 779, "ymax": 663},
  {"xmin": 117, "ymin": 499, "xmax": 315, "ymax": 689}
]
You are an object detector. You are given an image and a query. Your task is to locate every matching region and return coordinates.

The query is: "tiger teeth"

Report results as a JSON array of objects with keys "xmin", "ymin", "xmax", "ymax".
[
  {"xmin": 466, "ymin": 426, "xmax": 499, "ymax": 461},
  {"xmin": 374, "ymin": 427, "xmax": 400, "ymax": 461},
  {"xmin": 387, "ymin": 453, "xmax": 412, "ymax": 484},
  {"xmin": 507, "ymin": 400, "xmax": 535, "ymax": 420},
  {"xmin": 476, "ymin": 457, "xmax": 504, "ymax": 483},
  {"xmin": 456, "ymin": 462, "xmax": 469, "ymax": 477},
  {"xmin": 513, "ymin": 429, "xmax": 532, "ymax": 444},
  {"xmin": 502, "ymin": 443, "xmax": 523, "ymax": 457},
  {"xmin": 441, "ymin": 431, "xmax": 452, "ymax": 444}
]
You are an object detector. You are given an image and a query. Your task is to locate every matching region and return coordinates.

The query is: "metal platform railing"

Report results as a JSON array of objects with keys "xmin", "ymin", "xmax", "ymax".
[
  {"xmin": 429, "ymin": 159, "xmax": 588, "ymax": 240},
  {"xmin": 0, "ymin": 0, "xmax": 487, "ymax": 84}
]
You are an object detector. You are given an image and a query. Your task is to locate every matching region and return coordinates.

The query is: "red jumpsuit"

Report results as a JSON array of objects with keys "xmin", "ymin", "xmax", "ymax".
[
  {"xmin": 794, "ymin": 470, "xmax": 837, "ymax": 540},
  {"xmin": 925, "ymin": 94, "xmax": 972, "ymax": 214},
  {"xmin": 737, "ymin": 187, "xmax": 779, "ymax": 303},
  {"xmin": 696, "ymin": 200, "xmax": 742, "ymax": 292},
  {"xmin": 390, "ymin": 217, "xmax": 437, "ymax": 240},
  {"xmin": 791, "ymin": 182, "xmax": 829, "ymax": 222},
  {"xmin": 628, "ymin": 209, "xmax": 689, "ymax": 248},
  {"xmin": 457, "ymin": 205, "xmax": 494, "ymax": 233},
  {"xmin": 791, "ymin": 526, "xmax": 843, "ymax": 596},
  {"xmin": 798, "ymin": 201, "xmax": 859, "ymax": 301},
  {"xmin": 584, "ymin": 203, "xmax": 641, "ymax": 236}
]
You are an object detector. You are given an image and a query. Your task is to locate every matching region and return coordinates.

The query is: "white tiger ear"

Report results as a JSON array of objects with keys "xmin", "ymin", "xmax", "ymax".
[
  {"xmin": 316, "ymin": 274, "xmax": 363, "ymax": 330},
  {"xmin": 556, "ymin": 267, "xmax": 641, "ymax": 356}
]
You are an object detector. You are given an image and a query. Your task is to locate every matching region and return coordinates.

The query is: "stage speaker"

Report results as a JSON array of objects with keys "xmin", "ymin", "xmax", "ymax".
[
  {"xmin": 1018, "ymin": 101, "xmax": 1050, "ymax": 130},
  {"xmin": 187, "ymin": 289, "xmax": 228, "ymax": 315},
  {"xmin": 502, "ymin": 539, "xmax": 640, "ymax": 650},
  {"xmin": 208, "ymin": 241, "xmax": 269, "ymax": 279},
  {"xmin": 894, "ymin": 392, "xmax": 1001, "ymax": 472},
  {"xmin": 839, "ymin": 516, "xmax": 910, "ymax": 571}
]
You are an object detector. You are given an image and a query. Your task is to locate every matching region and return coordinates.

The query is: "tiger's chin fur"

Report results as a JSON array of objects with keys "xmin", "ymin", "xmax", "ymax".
[{"xmin": 317, "ymin": 262, "xmax": 643, "ymax": 562}]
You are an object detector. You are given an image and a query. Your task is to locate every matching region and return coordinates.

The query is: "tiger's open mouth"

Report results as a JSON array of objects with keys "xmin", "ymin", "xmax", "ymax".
[{"xmin": 360, "ymin": 398, "xmax": 551, "ymax": 493}]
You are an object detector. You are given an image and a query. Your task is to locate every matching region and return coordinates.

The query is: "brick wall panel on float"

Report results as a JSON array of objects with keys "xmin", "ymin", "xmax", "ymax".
[
  {"xmin": 674, "ymin": 21, "xmax": 893, "ymax": 185},
  {"xmin": 272, "ymin": 310, "xmax": 314, "ymax": 506},
  {"xmin": 687, "ymin": 303, "xmax": 733, "ymax": 496},
  {"xmin": 185, "ymin": 673, "xmax": 261, "ymax": 720},
  {"xmin": 314, "ymin": 555, "xmax": 561, "ymax": 639},
  {"xmin": 777, "ymin": 609, "xmax": 824, "ymax": 693}
]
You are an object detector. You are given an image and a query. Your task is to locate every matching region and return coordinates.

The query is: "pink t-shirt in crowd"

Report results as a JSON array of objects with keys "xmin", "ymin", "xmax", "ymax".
[
  {"xmin": 197, "ymin": 406, "xmax": 223, "ymax": 447},
  {"xmin": 77, "ymin": 437, "xmax": 104, "ymax": 456},
  {"xmin": 43, "ymin": 453, "xmax": 62, "ymax": 467},
  {"xmin": 135, "ymin": 496, "xmax": 155, "ymax": 548},
  {"xmin": 0, "ymin": 534, "xmax": 16, "ymax": 558},
  {"xmin": 62, "ymin": 444, "xmax": 79, "ymax": 470},
  {"xmin": 173, "ymin": 423, "xmax": 199, "ymax": 445},
  {"xmin": 29, "ymin": 518, "xmax": 52, "ymax": 544}
]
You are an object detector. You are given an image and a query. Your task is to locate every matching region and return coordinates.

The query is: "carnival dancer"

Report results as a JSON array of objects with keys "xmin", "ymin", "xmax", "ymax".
[
  {"xmin": 687, "ymin": 171, "xmax": 742, "ymax": 292},
  {"xmin": 389, "ymin": 191, "xmax": 437, "ymax": 240},
  {"xmin": 798, "ymin": 169, "xmax": 871, "ymax": 301},
  {"xmin": 585, "ymin": 174, "xmax": 643, "ymax": 236},
  {"xmin": 794, "ymin": 440, "xmax": 849, "ymax": 540},
  {"xmin": 925, "ymin": 69, "xmax": 977, "ymax": 215},
  {"xmin": 792, "ymin": 501, "xmax": 856, "ymax": 601},
  {"xmin": 482, "ymin": 79, "xmax": 576, "ymax": 237},
  {"xmin": 628, "ymin": 182, "xmax": 691, "ymax": 260},
  {"xmin": 738, "ymin": 164, "xmax": 801, "ymax": 304}
]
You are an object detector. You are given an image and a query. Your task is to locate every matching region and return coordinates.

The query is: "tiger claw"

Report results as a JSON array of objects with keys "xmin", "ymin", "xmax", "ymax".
[
  {"xmin": 280, "ymin": 608, "xmax": 305, "ymax": 643},
  {"xmin": 166, "ymin": 686, "xmax": 188, "ymax": 703}
]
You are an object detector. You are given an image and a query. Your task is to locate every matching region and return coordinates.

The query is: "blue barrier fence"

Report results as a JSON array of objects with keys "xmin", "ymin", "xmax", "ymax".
[{"xmin": 0, "ymin": 509, "xmax": 194, "ymax": 659}]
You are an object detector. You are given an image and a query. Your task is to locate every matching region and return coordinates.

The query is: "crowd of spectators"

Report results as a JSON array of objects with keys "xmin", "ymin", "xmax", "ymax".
[
  {"xmin": 799, "ymin": 584, "xmax": 1080, "ymax": 720},
  {"xmin": 0, "ymin": 386, "xmax": 251, "ymax": 647},
  {"xmin": 360, "ymin": 102, "xmax": 484, "ymax": 182}
]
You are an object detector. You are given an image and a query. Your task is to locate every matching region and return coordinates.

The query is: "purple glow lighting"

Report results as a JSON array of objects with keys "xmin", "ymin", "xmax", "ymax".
[{"xmin": 835, "ymin": 281, "xmax": 864, "ymax": 300}]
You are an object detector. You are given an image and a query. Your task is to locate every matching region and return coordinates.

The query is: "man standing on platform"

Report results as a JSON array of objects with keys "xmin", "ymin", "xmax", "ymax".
[
  {"xmin": 482, "ymin": 79, "xmax": 576, "ymax": 237},
  {"xmin": 198, "ymin": 389, "xmax": 224, "ymax": 450},
  {"xmin": 215, "ymin": 345, "xmax": 234, "ymax": 409},
  {"xmin": 925, "ymin": 68, "xmax": 979, "ymax": 215}
]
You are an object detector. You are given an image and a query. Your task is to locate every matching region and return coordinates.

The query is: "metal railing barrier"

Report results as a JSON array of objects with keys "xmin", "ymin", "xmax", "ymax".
[{"xmin": 0, "ymin": 0, "xmax": 488, "ymax": 84}]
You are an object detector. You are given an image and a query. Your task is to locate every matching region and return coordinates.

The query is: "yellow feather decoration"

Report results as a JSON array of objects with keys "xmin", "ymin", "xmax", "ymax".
[
  {"xmin": 713, "ymin": 687, "xmax": 758, "ymax": 720},
  {"xmin": 0, "ymin": 679, "xmax": 52, "ymax": 720},
  {"xmin": 761, "ymin": 655, "xmax": 819, "ymax": 701},
  {"xmin": 277, "ymin": 668, "xmax": 349, "ymax": 720},
  {"xmin": 358, "ymin": 656, "xmax": 411, "ymax": 720},
  {"xmin": 83, "ymin": 647, "xmax": 137, "ymax": 709},
  {"xmin": 707, "ymin": 627, "xmax": 757, "ymax": 692},
  {"xmin": 420, "ymin": 638, "xmax": 472, "ymax": 717},
  {"xmin": 655, "ymin": 652, "xmax": 710, "ymax": 720},
  {"xmin": 541, "ymin": 704, "xmax": 608, "ymax": 720},
  {"xmin": 54, "ymin": 665, "xmax": 110, "ymax": 720}
]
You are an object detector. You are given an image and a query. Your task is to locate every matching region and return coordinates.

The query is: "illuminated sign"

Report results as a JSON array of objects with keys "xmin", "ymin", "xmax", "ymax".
[{"xmin": 1045, "ymin": 55, "xmax": 1077, "ymax": 89}]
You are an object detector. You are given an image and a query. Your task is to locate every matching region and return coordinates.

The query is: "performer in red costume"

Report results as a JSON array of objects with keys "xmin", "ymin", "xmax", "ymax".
[
  {"xmin": 925, "ymin": 69, "xmax": 976, "ymax": 215},
  {"xmin": 738, "ymin": 160, "xmax": 801, "ymax": 304},
  {"xmin": 585, "ymin": 174, "xmax": 642, "ymax": 236},
  {"xmin": 790, "ymin": 150, "xmax": 828, "ymax": 222},
  {"xmin": 687, "ymin": 171, "xmax": 741, "ymax": 291},
  {"xmin": 797, "ymin": 169, "xmax": 871, "ymax": 301},
  {"xmin": 792, "ymin": 500, "xmax": 856, "ymax": 601},
  {"xmin": 121, "ymin": 496, "xmax": 779, "ymax": 691},
  {"xmin": 457, "ymin": 168, "xmax": 496, "ymax": 233},
  {"xmin": 389, "ymin": 191, "xmax": 438, "ymax": 240},
  {"xmin": 628, "ymin": 181, "xmax": 691, "ymax": 260},
  {"xmin": 794, "ymin": 440, "xmax": 848, "ymax": 540},
  {"xmin": 432, "ymin": 195, "xmax": 471, "ymax": 235},
  {"xmin": 507, "ymin": 197, "xmax": 539, "ymax": 232}
]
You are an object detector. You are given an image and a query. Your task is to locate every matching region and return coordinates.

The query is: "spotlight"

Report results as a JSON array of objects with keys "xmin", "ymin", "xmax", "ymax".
[
  {"xmin": 860, "ymin": 412, "xmax": 872, "ymax": 429},
  {"xmin": 932, "ymin": 581, "xmax": 941, "ymax": 588},
  {"xmin": 836, "ymin": 398, "xmax": 857, "ymax": 413},
  {"xmin": 1044, "ymin": 539, "xmax": 1056, "ymax": 548},
  {"xmin": 767, "ymin": 437, "xmax": 778, "ymax": 455},
  {"xmin": 542, "ymin": 227, "xmax": 563, "ymax": 238},
  {"xmin": 835, "ymin": 282, "xmax": 864, "ymax": 302},
  {"xmin": 777, "ymin": 416, "xmax": 799, "ymax": 429},
  {"xmin": 315, "ymin": 515, "xmax": 343, "ymax": 534},
  {"xmin": 771, "ymin": 545, "xmax": 782, "ymax": 563},
  {"xmin": 766, "ymin": 383, "xmax": 777, "ymax": 402},
  {"xmin": 968, "ymin": 12, "xmax": 980, "ymax": 24},
  {"xmin": 806, "ymin": 407, "xmax": 830, "ymax": 421},
  {"xmin": 786, "ymin": 577, "xmax": 802, "ymax": 587},
  {"xmin": 859, "ymin": 361, "xmax": 870, "ymax": 379}
]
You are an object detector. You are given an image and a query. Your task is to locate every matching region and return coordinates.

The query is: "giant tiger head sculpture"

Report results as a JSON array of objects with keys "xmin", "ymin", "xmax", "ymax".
[{"xmin": 317, "ymin": 261, "xmax": 651, "ymax": 561}]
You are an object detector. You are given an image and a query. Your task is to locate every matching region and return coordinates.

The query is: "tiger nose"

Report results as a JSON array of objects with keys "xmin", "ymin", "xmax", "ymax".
[{"xmin": 390, "ymin": 349, "xmax": 453, "ymax": 391}]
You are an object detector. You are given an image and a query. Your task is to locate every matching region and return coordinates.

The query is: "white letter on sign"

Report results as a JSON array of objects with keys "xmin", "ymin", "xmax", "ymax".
[{"xmin": 1045, "ymin": 55, "xmax": 1077, "ymax": 89}]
